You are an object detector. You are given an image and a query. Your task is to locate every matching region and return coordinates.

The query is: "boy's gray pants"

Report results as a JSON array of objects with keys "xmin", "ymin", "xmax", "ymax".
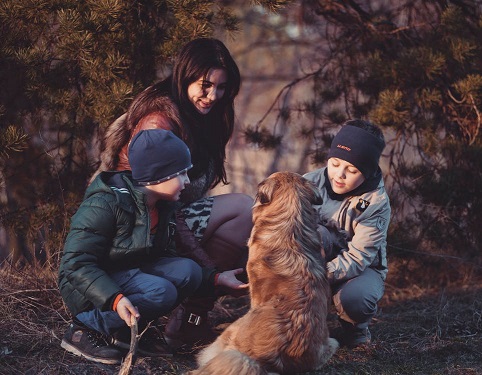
[{"xmin": 332, "ymin": 267, "xmax": 385, "ymax": 329}]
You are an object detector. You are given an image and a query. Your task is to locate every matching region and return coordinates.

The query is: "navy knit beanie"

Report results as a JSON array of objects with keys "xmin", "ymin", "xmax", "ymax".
[
  {"xmin": 128, "ymin": 129, "xmax": 192, "ymax": 185},
  {"xmin": 327, "ymin": 125, "xmax": 385, "ymax": 178}
]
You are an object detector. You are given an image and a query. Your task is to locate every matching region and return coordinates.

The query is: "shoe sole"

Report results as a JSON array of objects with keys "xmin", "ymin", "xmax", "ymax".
[
  {"xmin": 111, "ymin": 339, "xmax": 174, "ymax": 358},
  {"xmin": 61, "ymin": 339, "xmax": 122, "ymax": 365}
]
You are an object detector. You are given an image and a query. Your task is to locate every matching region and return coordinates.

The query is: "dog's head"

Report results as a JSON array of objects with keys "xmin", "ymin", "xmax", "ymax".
[
  {"xmin": 254, "ymin": 172, "xmax": 322, "ymax": 209},
  {"xmin": 252, "ymin": 172, "xmax": 322, "ymax": 232},
  {"xmin": 249, "ymin": 171, "xmax": 326, "ymax": 287}
]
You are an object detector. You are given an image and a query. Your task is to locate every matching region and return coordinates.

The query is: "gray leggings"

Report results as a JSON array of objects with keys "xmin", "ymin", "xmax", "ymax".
[{"xmin": 332, "ymin": 267, "xmax": 385, "ymax": 329}]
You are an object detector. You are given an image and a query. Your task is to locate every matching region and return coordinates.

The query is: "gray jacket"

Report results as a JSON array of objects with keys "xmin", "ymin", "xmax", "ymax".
[{"xmin": 304, "ymin": 167, "xmax": 391, "ymax": 282}]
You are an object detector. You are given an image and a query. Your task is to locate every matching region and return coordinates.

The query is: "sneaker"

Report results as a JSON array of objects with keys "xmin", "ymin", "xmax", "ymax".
[
  {"xmin": 61, "ymin": 323, "xmax": 123, "ymax": 365},
  {"xmin": 332, "ymin": 320, "xmax": 372, "ymax": 348},
  {"xmin": 346, "ymin": 327, "xmax": 371, "ymax": 348},
  {"xmin": 111, "ymin": 325, "xmax": 174, "ymax": 357}
]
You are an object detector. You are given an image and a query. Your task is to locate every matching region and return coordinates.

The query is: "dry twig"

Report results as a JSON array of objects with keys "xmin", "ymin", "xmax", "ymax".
[{"xmin": 118, "ymin": 319, "xmax": 139, "ymax": 375}]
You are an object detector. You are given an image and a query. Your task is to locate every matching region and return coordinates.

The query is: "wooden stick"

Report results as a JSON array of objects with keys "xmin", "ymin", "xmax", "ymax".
[{"xmin": 118, "ymin": 318, "xmax": 139, "ymax": 375}]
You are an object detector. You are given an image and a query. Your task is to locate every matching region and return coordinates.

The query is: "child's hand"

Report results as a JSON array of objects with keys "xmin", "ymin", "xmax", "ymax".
[
  {"xmin": 116, "ymin": 296, "xmax": 140, "ymax": 326},
  {"xmin": 216, "ymin": 268, "xmax": 249, "ymax": 290}
]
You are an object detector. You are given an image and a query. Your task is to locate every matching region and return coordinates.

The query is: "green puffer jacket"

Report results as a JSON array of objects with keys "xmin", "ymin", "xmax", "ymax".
[{"xmin": 58, "ymin": 171, "xmax": 178, "ymax": 317}]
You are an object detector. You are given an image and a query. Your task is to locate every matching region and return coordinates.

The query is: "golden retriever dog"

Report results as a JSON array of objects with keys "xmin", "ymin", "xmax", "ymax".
[{"xmin": 188, "ymin": 172, "xmax": 338, "ymax": 375}]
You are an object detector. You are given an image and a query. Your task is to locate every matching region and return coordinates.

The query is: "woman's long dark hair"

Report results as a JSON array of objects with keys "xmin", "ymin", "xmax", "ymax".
[
  {"xmin": 170, "ymin": 38, "xmax": 241, "ymax": 187},
  {"xmin": 125, "ymin": 38, "xmax": 240, "ymax": 188}
]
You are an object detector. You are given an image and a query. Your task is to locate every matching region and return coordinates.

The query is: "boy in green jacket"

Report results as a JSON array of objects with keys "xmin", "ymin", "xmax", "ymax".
[{"xmin": 58, "ymin": 129, "xmax": 247, "ymax": 364}]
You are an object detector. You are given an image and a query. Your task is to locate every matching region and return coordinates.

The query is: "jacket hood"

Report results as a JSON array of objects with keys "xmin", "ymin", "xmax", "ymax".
[{"xmin": 87, "ymin": 171, "xmax": 144, "ymax": 214}]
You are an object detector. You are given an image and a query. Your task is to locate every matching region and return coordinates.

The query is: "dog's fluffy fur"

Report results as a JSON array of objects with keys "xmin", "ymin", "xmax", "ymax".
[{"xmin": 188, "ymin": 172, "xmax": 338, "ymax": 375}]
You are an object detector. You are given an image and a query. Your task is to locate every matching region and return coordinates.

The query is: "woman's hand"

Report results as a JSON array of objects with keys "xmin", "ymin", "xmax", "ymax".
[
  {"xmin": 116, "ymin": 297, "xmax": 140, "ymax": 326},
  {"xmin": 216, "ymin": 268, "xmax": 249, "ymax": 290}
]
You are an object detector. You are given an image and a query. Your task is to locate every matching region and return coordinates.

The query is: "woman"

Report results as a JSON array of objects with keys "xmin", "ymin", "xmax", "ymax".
[{"xmin": 92, "ymin": 38, "xmax": 253, "ymax": 348}]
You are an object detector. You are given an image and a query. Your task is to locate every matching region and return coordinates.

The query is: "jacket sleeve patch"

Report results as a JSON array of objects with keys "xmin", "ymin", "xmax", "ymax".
[
  {"xmin": 376, "ymin": 216, "xmax": 387, "ymax": 231},
  {"xmin": 356, "ymin": 198, "xmax": 370, "ymax": 212}
]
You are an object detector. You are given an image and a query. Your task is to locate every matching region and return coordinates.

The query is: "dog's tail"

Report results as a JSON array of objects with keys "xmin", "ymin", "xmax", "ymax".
[{"xmin": 188, "ymin": 349, "xmax": 273, "ymax": 375}]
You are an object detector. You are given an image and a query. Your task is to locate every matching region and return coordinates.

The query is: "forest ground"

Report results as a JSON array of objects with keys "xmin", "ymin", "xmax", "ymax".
[{"xmin": 0, "ymin": 264, "xmax": 481, "ymax": 375}]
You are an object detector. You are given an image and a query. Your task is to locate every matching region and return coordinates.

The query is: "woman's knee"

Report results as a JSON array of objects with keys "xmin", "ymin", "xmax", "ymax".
[
  {"xmin": 213, "ymin": 193, "xmax": 253, "ymax": 220},
  {"xmin": 234, "ymin": 193, "xmax": 254, "ymax": 211},
  {"xmin": 233, "ymin": 194, "xmax": 254, "ymax": 222},
  {"xmin": 208, "ymin": 193, "xmax": 253, "ymax": 243}
]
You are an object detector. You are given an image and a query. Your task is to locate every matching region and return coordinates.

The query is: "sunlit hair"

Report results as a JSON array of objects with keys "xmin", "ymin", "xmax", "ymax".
[{"xmin": 125, "ymin": 85, "xmax": 187, "ymax": 143}]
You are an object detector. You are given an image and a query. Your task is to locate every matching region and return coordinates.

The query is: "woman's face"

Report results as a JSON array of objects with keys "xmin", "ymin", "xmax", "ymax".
[
  {"xmin": 327, "ymin": 157, "xmax": 365, "ymax": 195},
  {"xmin": 187, "ymin": 68, "xmax": 227, "ymax": 115}
]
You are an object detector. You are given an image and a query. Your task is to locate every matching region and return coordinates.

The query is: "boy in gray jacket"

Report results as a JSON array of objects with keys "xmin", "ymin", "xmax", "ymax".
[{"xmin": 304, "ymin": 119, "xmax": 390, "ymax": 348}]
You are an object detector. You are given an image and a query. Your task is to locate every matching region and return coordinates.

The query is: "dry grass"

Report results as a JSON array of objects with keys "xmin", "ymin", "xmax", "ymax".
[{"xmin": 0, "ymin": 262, "xmax": 481, "ymax": 375}]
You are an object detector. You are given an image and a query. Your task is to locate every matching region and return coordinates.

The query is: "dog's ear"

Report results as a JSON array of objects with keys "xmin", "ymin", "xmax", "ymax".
[
  {"xmin": 256, "ymin": 191, "xmax": 270, "ymax": 205},
  {"xmin": 256, "ymin": 178, "xmax": 278, "ymax": 205}
]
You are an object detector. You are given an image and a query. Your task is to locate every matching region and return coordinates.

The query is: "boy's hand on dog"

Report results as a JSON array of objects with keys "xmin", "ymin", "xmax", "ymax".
[
  {"xmin": 217, "ymin": 268, "xmax": 249, "ymax": 290},
  {"xmin": 116, "ymin": 297, "xmax": 140, "ymax": 326}
]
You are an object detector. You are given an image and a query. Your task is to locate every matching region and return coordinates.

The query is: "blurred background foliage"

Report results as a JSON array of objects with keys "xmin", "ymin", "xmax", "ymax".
[{"xmin": 0, "ymin": 0, "xmax": 480, "ymax": 287}]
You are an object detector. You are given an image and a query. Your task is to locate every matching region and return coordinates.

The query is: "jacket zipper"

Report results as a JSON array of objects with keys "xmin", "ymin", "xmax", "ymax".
[{"xmin": 338, "ymin": 199, "xmax": 351, "ymax": 229}]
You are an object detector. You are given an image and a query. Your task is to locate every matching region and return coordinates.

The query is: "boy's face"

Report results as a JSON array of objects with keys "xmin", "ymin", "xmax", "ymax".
[
  {"xmin": 327, "ymin": 158, "xmax": 365, "ymax": 195},
  {"xmin": 145, "ymin": 172, "xmax": 190, "ymax": 201}
]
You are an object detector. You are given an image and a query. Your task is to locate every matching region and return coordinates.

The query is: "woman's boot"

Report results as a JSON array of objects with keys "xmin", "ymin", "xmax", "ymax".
[
  {"xmin": 164, "ymin": 296, "xmax": 218, "ymax": 349},
  {"xmin": 164, "ymin": 235, "xmax": 248, "ymax": 349}
]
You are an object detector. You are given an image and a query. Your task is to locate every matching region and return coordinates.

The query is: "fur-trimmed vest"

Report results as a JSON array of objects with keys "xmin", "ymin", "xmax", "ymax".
[
  {"xmin": 91, "ymin": 96, "xmax": 182, "ymax": 180},
  {"xmin": 91, "ymin": 96, "xmax": 215, "ymax": 204}
]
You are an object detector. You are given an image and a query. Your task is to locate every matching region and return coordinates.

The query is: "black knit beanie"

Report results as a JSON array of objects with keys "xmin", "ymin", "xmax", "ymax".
[
  {"xmin": 327, "ymin": 125, "xmax": 385, "ymax": 178},
  {"xmin": 128, "ymin": 129, "xmax": 192, "ymax": 186}
]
